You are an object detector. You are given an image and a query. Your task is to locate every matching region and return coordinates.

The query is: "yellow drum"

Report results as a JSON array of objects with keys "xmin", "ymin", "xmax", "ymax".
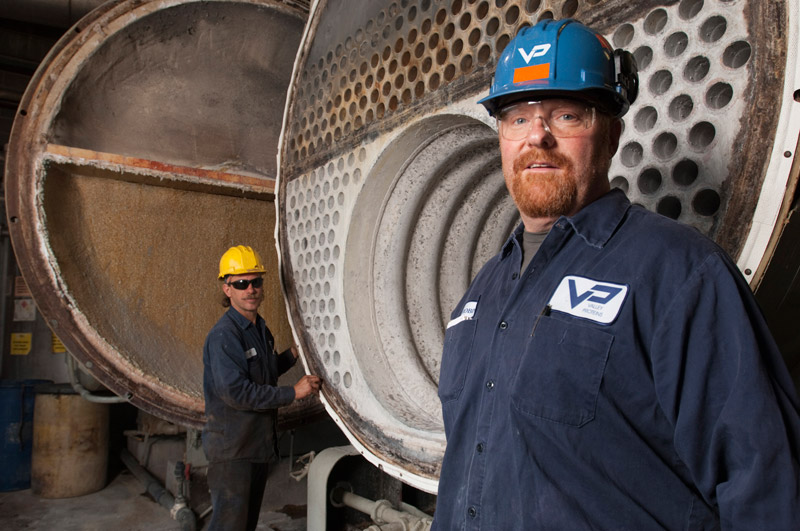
[{"xmin": 31, "ymin": 386, "xmax": 109, "ymax": 499}]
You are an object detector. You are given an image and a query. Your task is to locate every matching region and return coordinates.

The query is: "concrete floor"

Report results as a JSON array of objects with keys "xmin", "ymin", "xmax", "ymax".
[{"xmin": 0, "ymin": 458, "xmax": 308, "ymax": 531}]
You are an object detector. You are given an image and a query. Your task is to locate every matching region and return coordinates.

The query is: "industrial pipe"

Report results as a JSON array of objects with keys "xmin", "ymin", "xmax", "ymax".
[
  {"xmin": 120, "ymin": 448, "xmax": 196, "ymax": 531},
  {"xmin": 331, "ymin": 487, "xmax": 432, "ymax": 531},
  {"xmin": 66, "ymin": 354, "xmax": 127, "ymax": 403}
]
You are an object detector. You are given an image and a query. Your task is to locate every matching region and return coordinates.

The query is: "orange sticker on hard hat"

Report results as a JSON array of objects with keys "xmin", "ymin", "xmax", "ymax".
[{"xmin": 513, "ymin": 63, "xmax": 551, "ymax": 84}]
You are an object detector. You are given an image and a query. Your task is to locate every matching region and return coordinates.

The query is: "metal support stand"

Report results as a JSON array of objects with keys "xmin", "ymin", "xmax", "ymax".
[
  {"xmin": 306, "ymin": 445, "xmax": 433, "ymax": 531},
  {"xmin": 307, "ymin": 445, "xmax": 361, "ymax": 530}
]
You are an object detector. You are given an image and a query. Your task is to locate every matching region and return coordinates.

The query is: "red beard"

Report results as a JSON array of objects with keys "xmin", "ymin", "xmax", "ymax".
[{"xmin": 506, "ymin": 148, "xmax": 578, "ymax": 219}]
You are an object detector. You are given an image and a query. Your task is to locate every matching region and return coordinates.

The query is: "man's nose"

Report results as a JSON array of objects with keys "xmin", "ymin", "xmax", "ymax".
[{"xmin": 525, "ymin": 116, "xmax": 555, "ymax": 148}]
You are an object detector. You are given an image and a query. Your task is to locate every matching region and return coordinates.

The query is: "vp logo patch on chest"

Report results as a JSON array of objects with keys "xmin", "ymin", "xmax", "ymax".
[{"xmin": 548, "ymin": 276, "xmax": 628, "ymax": 325}]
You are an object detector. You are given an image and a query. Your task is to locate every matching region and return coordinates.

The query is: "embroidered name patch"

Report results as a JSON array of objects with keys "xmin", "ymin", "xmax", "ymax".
[
  {"xmin": 447, "ymin": 300, "xmax": 478, "ymax": 329},
  {"xmin": 548, "ymin": 276, "xmax": 628, "ymax": 325}
]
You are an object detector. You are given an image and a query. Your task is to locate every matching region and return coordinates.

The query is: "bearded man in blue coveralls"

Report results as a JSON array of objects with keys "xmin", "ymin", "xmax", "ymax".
[
  {"xmin": 432, "ymin": 19, "xmax": 800, "ymax": 531},
  {"xmin": 203, "ymin": 245, "xmax": 321, "ymax": 531}
]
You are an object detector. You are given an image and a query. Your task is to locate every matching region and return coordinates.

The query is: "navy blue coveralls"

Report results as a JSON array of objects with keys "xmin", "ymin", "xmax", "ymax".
[
  {"xmin": 433, "ymin": 189, "xmax": 800, "ymax": 530},
  {"xmin": 202, "ymin": 306, "xmax": 297, "ymax": 531}
]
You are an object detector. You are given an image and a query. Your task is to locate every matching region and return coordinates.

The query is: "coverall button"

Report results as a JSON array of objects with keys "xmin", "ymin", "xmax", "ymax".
[
  {"xmin": 476, "ymin": 443, "xmax": 485, "ymax": 453},
  {"xmin": 499, "ymin": 321, "xmax": 508, "ymax": 330},
  {"xmin": 468, "ymin": 506, "xmax": 477, "ymax": 518},
  {"xmin": 486, "ymin": 380, "xmax": 495, "ymax": 390},
  {"xmin": 512, "ymin": 272, "xmax": 518, "ymax": 279}
]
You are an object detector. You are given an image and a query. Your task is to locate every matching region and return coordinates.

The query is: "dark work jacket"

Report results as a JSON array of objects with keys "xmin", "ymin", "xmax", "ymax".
[
  {"xmin": 202, "ymin": 307, "xmax": 297, "ymax": 463},
  {"xmin": 433, "ymin": 189, "xmax": 800, "ymax": 531}
]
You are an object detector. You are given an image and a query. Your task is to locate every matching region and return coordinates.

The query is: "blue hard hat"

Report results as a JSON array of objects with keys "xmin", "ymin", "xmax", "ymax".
[{"xmin": 479, "ymin": 19, "xmax": 638, "ymax": 117}]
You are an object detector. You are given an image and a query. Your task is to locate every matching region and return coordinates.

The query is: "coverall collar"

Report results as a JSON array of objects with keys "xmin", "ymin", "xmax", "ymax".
[
  {"xmin": 226, "ymin": 305, "xmax": 262, "ymax": 330},
  {"xmin": 503, "ymin": 188, "xmax": 631, "ymax": 258}
]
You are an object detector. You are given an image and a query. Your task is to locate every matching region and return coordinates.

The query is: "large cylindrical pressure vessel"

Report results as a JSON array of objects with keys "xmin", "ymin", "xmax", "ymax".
[
  {"xmin": 276, "ymin": 0, "xmax": 800, "ymax": 492},
  {"xmin": 4, "ymin": 0, "xmax": 310, "ymax": 428}
]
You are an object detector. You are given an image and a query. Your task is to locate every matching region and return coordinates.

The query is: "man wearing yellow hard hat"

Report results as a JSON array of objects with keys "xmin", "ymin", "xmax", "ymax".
[{"xmin": 202, "ymin": 245, "xmax": 321, "ymax": 531}]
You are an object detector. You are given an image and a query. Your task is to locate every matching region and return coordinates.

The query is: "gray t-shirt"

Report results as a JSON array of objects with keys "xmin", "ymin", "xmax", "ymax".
[{"xmin": 520, "ymin": 230, "xmax": 548, "ymax": 274}]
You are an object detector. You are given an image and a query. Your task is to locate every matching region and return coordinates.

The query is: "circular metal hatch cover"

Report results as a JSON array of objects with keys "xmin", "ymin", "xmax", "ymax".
[
  {"xmin": 277, "ymin": 0, "xmax": 799, "ymax": 491},
  {"xmin": 4, "ymin": 0, "xmax": 308, "ymax": 428}
]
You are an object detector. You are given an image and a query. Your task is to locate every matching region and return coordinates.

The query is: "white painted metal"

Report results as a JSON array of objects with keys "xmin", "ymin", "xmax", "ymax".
[{"xmin": 306, "ymin": 445, "xmax": 360, "ymax": 531}]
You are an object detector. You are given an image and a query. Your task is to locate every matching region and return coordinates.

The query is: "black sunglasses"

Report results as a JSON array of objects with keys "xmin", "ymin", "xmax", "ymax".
[{"xmin": 226, "ymin": 277, "xmax": 264, "ymax": 290}]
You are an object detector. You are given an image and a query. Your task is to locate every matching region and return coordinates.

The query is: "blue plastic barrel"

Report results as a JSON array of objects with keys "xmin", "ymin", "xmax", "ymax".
[{"xmin": 0, "ymin": 379, "xmax": 51, "ymax": 491}]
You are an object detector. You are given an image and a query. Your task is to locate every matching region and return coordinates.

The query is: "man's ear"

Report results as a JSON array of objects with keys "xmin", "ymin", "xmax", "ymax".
[{"xmin": 608, "ymin": 118, "xmax": 623, "ymax": 158}]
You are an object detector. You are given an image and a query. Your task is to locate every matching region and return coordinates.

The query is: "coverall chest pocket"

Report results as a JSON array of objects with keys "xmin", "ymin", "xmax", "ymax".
[
  {"xmin": 247, "ymin": 352, "xmax": 266, "ymax": 385},
  {"xmin": 438, "ymin": 319, "xmax": 478, "ymax": 403},
  {"xmin": 511, "ymin": 316, "xmax": 612, "ymax": 427}
]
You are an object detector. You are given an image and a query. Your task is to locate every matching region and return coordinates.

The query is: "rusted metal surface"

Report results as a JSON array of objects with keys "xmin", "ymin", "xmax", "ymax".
[
  {"xmin": 4, "ymin": 0, "xmax": 308, "ymax": 428},
  {"xmin": 711, "ymin": 0, "xmax": 788, "ymax": 257},
  {"xmin": 46, "ymin": 144, "xmax": 276, "ymax": 199}
]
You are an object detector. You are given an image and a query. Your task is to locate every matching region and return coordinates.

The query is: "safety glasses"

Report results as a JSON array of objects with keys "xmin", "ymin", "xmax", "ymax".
[
  {"xmin": 226, "ymin": 277, "xmax": 264, "ymax": 290},
  {"xmin": 497, "ymin": 99, "xmax": 596, "ymax": 140}
]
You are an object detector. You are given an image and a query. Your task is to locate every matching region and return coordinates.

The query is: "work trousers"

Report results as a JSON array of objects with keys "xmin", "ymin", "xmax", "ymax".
[{"xmin": 207, "ymin": 460, "xmax": 269, "ymax": 531}]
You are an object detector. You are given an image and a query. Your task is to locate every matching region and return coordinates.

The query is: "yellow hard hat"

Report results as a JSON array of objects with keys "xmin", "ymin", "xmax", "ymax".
[{"xmin": 218, "ymin": 245, "xmax": 267, "ymax": 279}]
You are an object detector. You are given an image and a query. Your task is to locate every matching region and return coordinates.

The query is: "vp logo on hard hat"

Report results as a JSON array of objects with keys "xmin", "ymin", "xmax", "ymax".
[
  {"xmin": 513, "ymin": 43, "xmax": 552, "ymax": 84},
  {"xmin": 518, "ymin": 44, "xmax": 551, "ymax": 63}
]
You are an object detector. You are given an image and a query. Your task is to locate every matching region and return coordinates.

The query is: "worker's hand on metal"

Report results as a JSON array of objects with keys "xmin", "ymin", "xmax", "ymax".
[{"xmin": 294, "ymin": 375, "xmax": 322, "ymax": 400}]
